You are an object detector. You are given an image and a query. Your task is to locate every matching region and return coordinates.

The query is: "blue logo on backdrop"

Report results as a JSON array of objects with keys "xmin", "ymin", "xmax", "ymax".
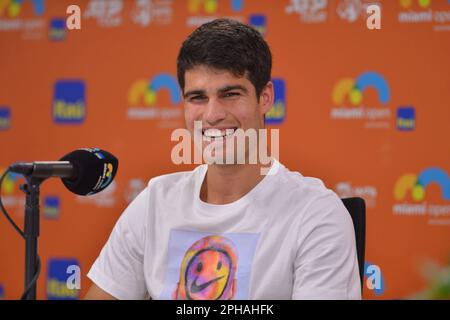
[
  {"xmin": 0, "ymin": 107, "xmax": 11, "ymax": 130},
  {"xmin": 49, "ymin": 18, "xmax": 65, "ymax": 41},
  {"xmin": 47, "ymin": 258, "xmax": 80, "ymax": 300},
  {"xmin": 52, "ymin": 80, "xmax": 86, "ymax": 124},
  {"xmin": 396, "ymin": 106, "xmax": 415, "ymax": 131},
  {"xmin": 44, "ymin": 195, "xmax": 60, "ymax": 219},
  {"xmin": 265, "ymin": 78, "xmax": 286, "ymax": 124}
]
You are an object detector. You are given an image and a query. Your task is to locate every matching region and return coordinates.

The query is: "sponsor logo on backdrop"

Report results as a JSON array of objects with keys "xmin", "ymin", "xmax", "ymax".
[
  {"xmin": 331, "ymin": 71, "xmax": 391, "ymax": 129},
  {"xmin": 131, "ymin": 0, "xmax": 173, "ymax": 26},
  {"xmin": 49, "ymin": 18, "xmax": 65, "ymax": 41},
  {"xmin": 396, "ymin": 106, "xmax": 415, "ymax": 131},
  {"xmin": 125, "ymin": 178, "xmax": 146, "ymax": 204},
  {"xmin": 52, "ymin": 80, "xmax": 86, "ymax": 124},
  {"xmin": 43, "ymin": 195, "xmax": 60, "ymax": 220},
  {"xmin": 285, "ymin": 0, "xmax": 328, "ymax": 23},
  {"xmin": 335, "ymin": 181, "xmax": 377, "ymax": 208},
  {"xmin": 398, "ymin": 0, "xmax": 450, "ymax": 32},
  {"xmin": 127, "ymin": 73, "xmax": 182, "ymax": 127},
  {"xmin": 77, "ymin": 180, "xmax": 116, "ymax": 207},
  {"xmin": 393, "ymin": 167, "xmax": 450, "ymax": 225},
  {"xmin": 0, "ymin": 168, "xmax": 24, "ymax": 210},
  {"xmin": 186, "ymin": 0, "xmax": 244, "ymax": 27},
  {"xmin": 0, "ymin": 106, "xmax": 11, "ymax": 130},
  {"xmin": 84, "ymin": 0, "xmax": 123, "ymax": 27},
  {"xmin": 248, "ymin": 14, "xmax": 266, "ymax": 36},
  {"xmin": 47, "ymin": 258, "xmax": 80, "ymax": 300},
  {"xmin": 336, "ymin": 0, "xmax": 382, "ymax": 23},
  {"xmin": 0, "ymin": 0, "xmax": 45, "ymax": 38},
  {"xmin": 265, "ymin": 79, "xmax": 286, "ymax": 125},
  {"xmin": 365, "ymin": 262, "xmax": 384, "ymax": 295}
]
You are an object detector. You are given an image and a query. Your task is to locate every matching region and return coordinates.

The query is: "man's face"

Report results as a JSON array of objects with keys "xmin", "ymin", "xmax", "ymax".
[{"xmin": 183, "ymin": 65, "xmax": 273, "ymax": 164}]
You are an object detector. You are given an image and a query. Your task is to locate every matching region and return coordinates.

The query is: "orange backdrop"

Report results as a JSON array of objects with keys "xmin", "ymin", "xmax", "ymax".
[{"xmin": 0, "ymin": 0, "xmax": 449, "ymax": 300}]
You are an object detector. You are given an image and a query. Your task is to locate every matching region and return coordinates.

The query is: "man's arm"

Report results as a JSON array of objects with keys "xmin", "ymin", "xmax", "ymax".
[{"xmin": 84, "ymin": 283, "xmax": 117, "ymax": 300}]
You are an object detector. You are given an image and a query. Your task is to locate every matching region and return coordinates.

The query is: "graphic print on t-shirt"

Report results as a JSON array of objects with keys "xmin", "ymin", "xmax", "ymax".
[{"xmin": 160, "ymin": 229, "xmax": 260, "ymax": 300}]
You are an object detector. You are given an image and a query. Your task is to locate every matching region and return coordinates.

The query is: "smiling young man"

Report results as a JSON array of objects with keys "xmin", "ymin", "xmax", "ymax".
[{"xmin": 85, "ymin": 19, "xmax": 361, "ymax": 300}]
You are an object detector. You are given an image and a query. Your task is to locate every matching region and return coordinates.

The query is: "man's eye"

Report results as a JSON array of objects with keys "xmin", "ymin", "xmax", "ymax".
[
  {"xmin": 190, "ymin": 96, "xmax": 206, "ymax": 102},
  {"xmin": 223, "ymin": 92, "xmax": 240, "ymax": 98}
]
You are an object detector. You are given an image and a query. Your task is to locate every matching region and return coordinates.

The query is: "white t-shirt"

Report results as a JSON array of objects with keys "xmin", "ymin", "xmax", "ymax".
[{"xmin": 87, "ymin": 160, "xmax": 361, "ymax": 300}]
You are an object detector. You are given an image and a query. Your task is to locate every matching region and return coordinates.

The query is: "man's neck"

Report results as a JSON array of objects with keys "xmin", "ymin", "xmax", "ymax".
[{"xmin": 200, "ymin": 163, "xmax": 269, "ymax": 205}]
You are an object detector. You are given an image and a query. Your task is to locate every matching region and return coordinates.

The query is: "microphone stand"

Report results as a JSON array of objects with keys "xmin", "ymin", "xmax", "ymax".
[{"xmin": 20, "ymin": 176, "xmax": 45, "ymax": 300}]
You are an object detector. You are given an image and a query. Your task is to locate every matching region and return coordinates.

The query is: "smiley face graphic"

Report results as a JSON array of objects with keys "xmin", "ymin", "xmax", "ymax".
[{"xmin": 173, "ymin": 235, "xmax": 237, "ymax": 300}]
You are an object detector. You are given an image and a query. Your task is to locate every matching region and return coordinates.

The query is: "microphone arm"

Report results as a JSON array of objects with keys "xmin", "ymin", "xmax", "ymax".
[{"xmin": 10, "ymin": 161, "xmax": 74, "ymax": 179}]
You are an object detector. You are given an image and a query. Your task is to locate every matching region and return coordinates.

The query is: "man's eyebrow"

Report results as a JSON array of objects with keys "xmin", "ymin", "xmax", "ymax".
[
  {"xmin": 218, "ymin": 85, "xmax": 248, "ymax": 94},
  {"xmin": 183, "ymin": 89, "xmax": 205, "ymax": 98}
]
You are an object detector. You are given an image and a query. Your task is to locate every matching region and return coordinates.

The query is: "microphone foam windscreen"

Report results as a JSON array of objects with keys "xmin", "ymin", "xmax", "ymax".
[{"xmin": 60, "ymin": 148, "xmax": 119, "ymax": 196}]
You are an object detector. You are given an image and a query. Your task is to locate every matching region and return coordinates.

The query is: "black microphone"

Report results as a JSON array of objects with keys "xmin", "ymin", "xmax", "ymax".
[{"xmin": 9, "ymin": 148, "xmax": 118, "ymax": 196}]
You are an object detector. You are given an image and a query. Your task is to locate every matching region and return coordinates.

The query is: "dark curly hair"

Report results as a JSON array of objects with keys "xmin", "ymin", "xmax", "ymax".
[{"xmin": 177, "ymin": 18, "xmax": 272, "ymax": 99}]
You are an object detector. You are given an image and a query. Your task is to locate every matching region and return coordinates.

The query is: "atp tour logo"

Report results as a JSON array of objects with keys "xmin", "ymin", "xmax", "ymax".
[
  {"xmin": 0, "ymin": 0, "xmax": 44, "ymax": 18},
  {"xmin": 49, "ymin": 18, "xmax": 65, "ymax": 41},
  {"xmin": 393, "ymin": 167, "xmax": 450, "ymax": 225},
  {"xmin": 398, "ymin": 0, "xmax": 450, "ymax": 30},
  {"xmin": 52, "ymin": 80, "xmax": 86, "ymax": 124},
  {"xmin": 0, "ymin": 107, "xmax": 11, "ymax": 130},
  {"xmin": 47, "ymin": 258, "xmax": 80, "ymax": 300},
  {"xmin": 285, "ymin": 0, "xmax": 328, "ymax": 23},
  {"xmin": 335, "ymin": 181, "xmax": 378, "ymax": 208},
  {"xmin": 186, "ymin": 0, "xmax": 244, "ymax": 27},
  {"xmin": 248, "ymin": 14, "xmax": 266, "ymax": 36},
  {"xmin": 265, "ymin": 79, "xmax": 286, "ymax": 125},
  {"xmin": 331, "ymin": 71, "xmax": 391, "ymax": 129},
  {"xmin": 364, "ymin": 262, "xmax": 384, "ymax": 295},
  {"xmin": 84, "ymin": 0, "xmax": 123, "ymax": 28},
  {"xmin": 127, "ymin": 73, "xmax": 182, "ymax": 122}
]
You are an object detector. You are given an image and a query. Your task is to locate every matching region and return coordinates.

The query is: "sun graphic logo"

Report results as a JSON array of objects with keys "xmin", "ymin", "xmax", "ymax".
[
  {"xmin": 127, "ymin": 73, "xmax": 182, "ymax": 121},
  {"xmin": 188, "ymin": 0, "xmax": 243, "ymax": 14},
  {"xmin": 332, "ymin": 71, "xmax": 390, "ymax": 107},
  {"xmin": 0, "ymin": 0, "xmax": 44, "ymax": 18},
  {"xmin": 0, "ymin": 167, "xmax": 24, "ymax": 208},
  {"xmin": 394, "ymin": 168, "xmax": 450, "ymax": 202},
  {"xmin": 330, "ymin": 71, "xmax": 392, "ymax": 127},
  {"xmin": 186, "ymin": 0, "xmax": 244, "ymax": 27},
  {"xmin": 393, "ymin": 168, "xmax": 450, "ymax": 224},
  {"xmin": 400, "ymin": 0, "xmax": 432, "ymax": 9}
]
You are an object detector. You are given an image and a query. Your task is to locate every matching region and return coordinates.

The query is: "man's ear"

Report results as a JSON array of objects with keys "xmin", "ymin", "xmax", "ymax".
[{"xmin": 259, "ymin": 81, "xmax": 274, "ymax": 115}]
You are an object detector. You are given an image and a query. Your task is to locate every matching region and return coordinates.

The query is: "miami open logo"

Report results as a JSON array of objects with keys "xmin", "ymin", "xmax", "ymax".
[
  {"xmin": 186, "ymin": 0, "xmax": 244, "ymax": 27},
  {"xmin": 331, "ymin": 71, "xmax": 391, "ymax": 129},
  {"xmin": 393, "ymin": 167, "xmax": 450, "ymax": 225},
  {"xmin": 0, "ymin": 0, "xmax": 44, "ymax": 18},
  {"xmin": 127, "ymin": 73, "xmax": 182, "ymax": 124}
]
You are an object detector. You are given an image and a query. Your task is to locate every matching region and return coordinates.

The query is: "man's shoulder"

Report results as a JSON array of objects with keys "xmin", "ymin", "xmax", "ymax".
[
  {"xmin": 276, "ymin": 163, "xmax": 336, "ymax": 202},
  {"xmin": 146, "ymin": 165, "xmax": 205, "ymax": 193}
]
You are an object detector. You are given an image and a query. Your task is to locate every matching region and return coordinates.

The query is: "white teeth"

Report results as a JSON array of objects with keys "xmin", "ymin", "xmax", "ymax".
[
  {"xmin": 202, "ymin": 128, "xmax": 237, "ymax": 141},
  {"xmin": 204, "ymin": 128, "xmax": 223, "ymax": 138}
]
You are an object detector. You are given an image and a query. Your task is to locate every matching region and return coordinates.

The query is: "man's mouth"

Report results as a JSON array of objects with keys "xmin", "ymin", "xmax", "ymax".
[{"xmin": 202, "ymin": 127, "xmax": 238, "ymax": 142}]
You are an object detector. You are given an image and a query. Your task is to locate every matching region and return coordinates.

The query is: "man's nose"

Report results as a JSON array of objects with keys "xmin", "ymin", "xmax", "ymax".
[{"xmin": 204, "ymin": 98, "xmax": 227, "ymax": 125}]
